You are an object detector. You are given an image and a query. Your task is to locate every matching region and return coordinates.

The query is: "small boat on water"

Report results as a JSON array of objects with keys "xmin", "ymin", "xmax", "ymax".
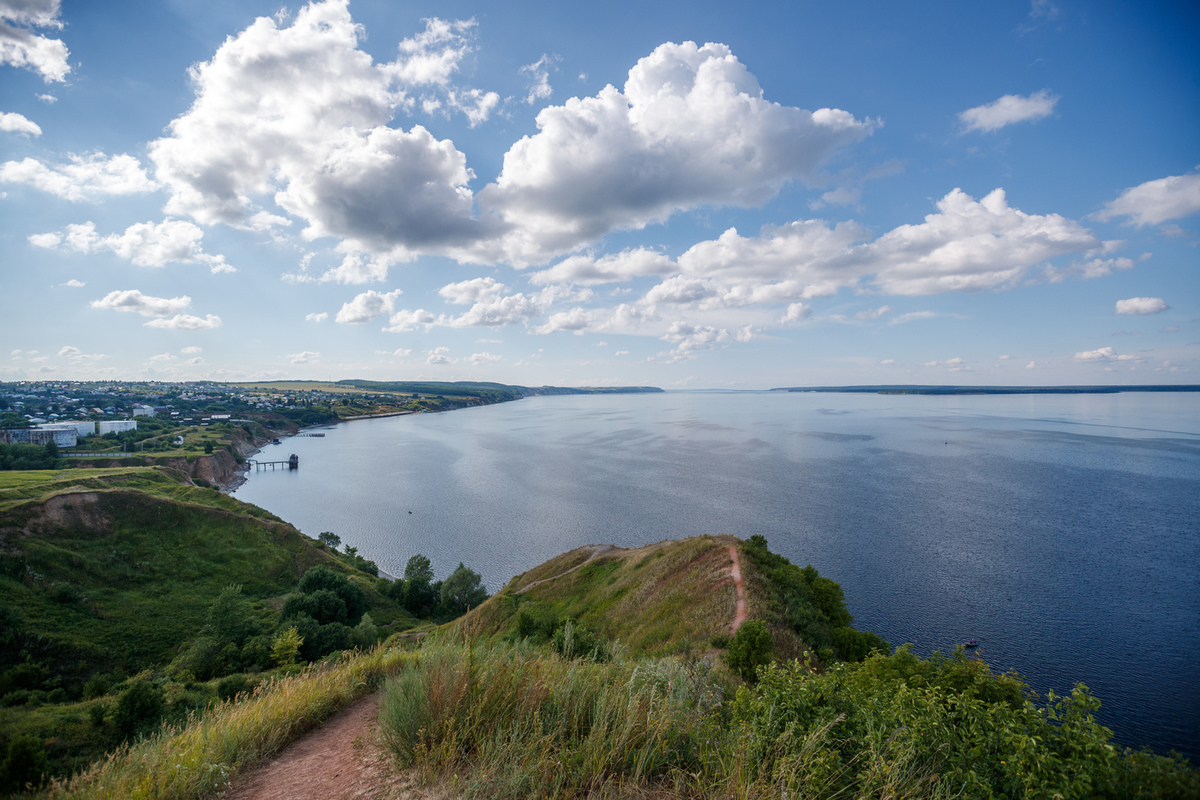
[{"xmin": 965, "ymin": 640, "xmax": 979, "ymax": 648}]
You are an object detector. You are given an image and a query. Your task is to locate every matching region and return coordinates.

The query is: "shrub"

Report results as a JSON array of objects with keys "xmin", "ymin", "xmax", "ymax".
[
  {"xmin": 271, "ymin": 627, "xmax": 302, "ymax": 667},
  {"xmin": 113, "ymin": 681, "xmax": 164, "ymax": 737},
  {"xmin": 726, "ymin": 620, "xmax": 772, "ymax": 682},
  {"xmin": 216, "ymin": 674, "xmax": 254, "ymax": 702}
]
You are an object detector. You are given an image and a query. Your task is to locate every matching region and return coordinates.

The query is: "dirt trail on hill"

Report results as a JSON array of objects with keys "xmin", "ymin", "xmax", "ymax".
[
  {"xmin": 728, "ymin": 544, "xmax": 747, "ymax": 635},
  {"xmin": 513, "ymin": 543, "xmax": 617, "ymax": 593},
  {"xmin": 221, "ymin": 692, "xmax": 447, "ymax": 800}
]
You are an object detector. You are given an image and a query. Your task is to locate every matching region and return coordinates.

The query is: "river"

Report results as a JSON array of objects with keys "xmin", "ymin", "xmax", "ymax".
[{"xmin": 234, "ymin": 390, "xmax": 1200, "ymax": 760}]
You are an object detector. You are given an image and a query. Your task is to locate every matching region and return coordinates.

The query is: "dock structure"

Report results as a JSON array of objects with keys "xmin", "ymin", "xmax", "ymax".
[{"xmin": 248, "ymin": 454, "xmax": 299, "ymax": 470}]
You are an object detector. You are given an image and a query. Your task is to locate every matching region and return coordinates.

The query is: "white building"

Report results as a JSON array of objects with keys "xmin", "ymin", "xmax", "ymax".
[
  {"xmin": 39, "ymin": 420, "xmax": 95, "ymax": 437},
  {"xmin": 132, "ymin": 404, "xmax": 156, "ymax": 417},
  {"xmin": 97, "ymin": 419, "xmax": 138, "ymax": 435}
]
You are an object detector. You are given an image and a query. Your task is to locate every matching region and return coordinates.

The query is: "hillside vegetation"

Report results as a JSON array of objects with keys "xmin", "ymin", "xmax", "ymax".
[
  {"xmin": 0, "ymin": 467, "xmax": 422, "ymax": 786},
  {"xmin": 1, "ymin": 487, "xmax": 1195, "ymax": 799}
]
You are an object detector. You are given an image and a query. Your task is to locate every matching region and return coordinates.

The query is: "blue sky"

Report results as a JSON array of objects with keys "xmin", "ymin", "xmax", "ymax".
[{"xmin": 1, "ymin": 0, "xmax": 1197, "ymax": 387}]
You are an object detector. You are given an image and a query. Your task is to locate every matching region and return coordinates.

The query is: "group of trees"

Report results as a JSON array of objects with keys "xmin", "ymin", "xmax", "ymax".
[
  {"xmin": 383, "ymin": 554, "xmax": 488, "ymax": 621},
  {"xmin": 0, "ymin": 441, "xmax": 61, "ymax": 471}
]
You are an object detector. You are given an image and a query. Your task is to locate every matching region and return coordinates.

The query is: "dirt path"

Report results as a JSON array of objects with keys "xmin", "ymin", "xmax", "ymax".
[
  {"xmin": 220, "ymin": 692, "xmax": 438, "ymax": 800},
  {"xmin": 728, "ymin": 544, "xmax": 747, "ymax": 635},
  {"xmin": 513, "ymin": 544, "xmax": 617, "ymax": 593}
]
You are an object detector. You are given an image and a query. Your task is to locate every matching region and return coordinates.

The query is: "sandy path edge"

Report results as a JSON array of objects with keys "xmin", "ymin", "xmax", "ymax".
[{"xmin": 728, "ymin": 544, "xmax": 747, "ymax": 635}]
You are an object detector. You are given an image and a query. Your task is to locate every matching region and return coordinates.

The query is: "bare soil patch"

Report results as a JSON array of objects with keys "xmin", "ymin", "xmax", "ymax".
[{"xmin": 220, "ymin": 692, "xmax": 446, "ymax": 800}]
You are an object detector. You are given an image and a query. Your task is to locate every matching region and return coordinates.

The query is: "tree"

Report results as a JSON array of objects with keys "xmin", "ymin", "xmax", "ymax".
[
  {"xmin": 44, "ymin": 438, "xmax": 59, "ymax": 460},
  {"xmin": 207, "ymin": 584, "xmax": 257, "ymax": 646},
  {"xmin": 402, "ymin": 554, "xmax": 438, "ymax": 615},
  {"xmin": 203, "ymin": 440, "xmax": 214, "ymax": 454},
  {"xmin": 441, "ymin": 562, "xmax": 488, "ymax": 615},
  {"xmin": 271, "ymin": 627, "xmax": 303, "ymax": 666},
  {"xmin": 727, "ymin": 620, "xmax": 773, "ymax": 682},
  {"xmin": 113, "ymin": 681, "xmax": 164, "ymax": 736},
  {"xmin": 318, "ymin": 531, "xmax": 341, "ymax": 550}
]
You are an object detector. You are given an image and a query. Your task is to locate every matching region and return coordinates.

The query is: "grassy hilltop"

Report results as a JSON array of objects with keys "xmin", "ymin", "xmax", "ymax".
[{"xmin": 0, "ymin": 469, "xmax": 1196, "ymax": 799}]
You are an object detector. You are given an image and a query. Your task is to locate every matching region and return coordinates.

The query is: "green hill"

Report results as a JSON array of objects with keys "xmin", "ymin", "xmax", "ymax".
[{"xmin": 0, "ymin": 467, "xmax": 410, "ymax": 783}]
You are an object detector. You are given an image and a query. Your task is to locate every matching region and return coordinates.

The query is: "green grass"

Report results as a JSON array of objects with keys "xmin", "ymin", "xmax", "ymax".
[{"xmin": 467, "ymin": 535, "xmax": 793, "ymax": 657}]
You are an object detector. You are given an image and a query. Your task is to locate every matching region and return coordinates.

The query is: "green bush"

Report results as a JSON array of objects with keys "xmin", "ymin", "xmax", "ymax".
[
  {"xmin": 726, "ymin": 620, "xmax": 772, "ymax": 681},
  {"xmin": 113, "ymin": 681, "xmax": 164, "ymax": 737}
]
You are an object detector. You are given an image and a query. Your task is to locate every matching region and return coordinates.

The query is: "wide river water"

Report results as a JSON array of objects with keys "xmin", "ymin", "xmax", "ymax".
[{"xmin": 235, "ymin": 390, "xmax": 1200, "ymax": 760}]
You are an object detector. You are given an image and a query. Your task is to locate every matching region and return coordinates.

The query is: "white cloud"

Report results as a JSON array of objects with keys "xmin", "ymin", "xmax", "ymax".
[
  {"xmin": 889, "ymin": 311, "xmax": 941, "ymax": 325},
  {"xmin": 659, "ymin": 321, "xmax": 728, "ymax": 361},
  {"xmin": 148, "ymin": 1, "xmax": 489, "ymax": 268},
  {"xmin": 520, "ymin": 54, "xmax": 555, "ymax": 105},
  {"xmin": 480, "ymin": 40, "xmax": 874, "ymax": 264},
  {"xmin": 289, "ymin": 350, "xmax": 319, "ymax": 364},
  {"xmin": 390, "ymin": 347, "xmax": 412, "ymax": 357},
  {"xmin": 1025, "ymin": 361, "xmax": 1037, "ymax": 369},
  {"xmin": 0, "ymin": 111, "xmax": 40, "ymax": 136},
  {"xmin": 923, "ymin": 357, "xmax": 970, "ymax": 372},
  {"xmin": 36, "ymin": 92, "xmax": 54, "ymax": 103},
  {"xmin": 959, "ymin": 89, "xmax": 1058, "ymax": 133},
  {"xmin": 305, "ymin": 312, "xmax": 329, "ymax": 322},
  {"xmin": 148, "ymin": 352, "xmax": 174, "ymax": 362},
  {"xmin": 0, "ymin": 152, "xmax": 157, "ymax": 200},
  {"xmin": 781, "ymin": 302, "xmax": 812, "ymax": 323},
  {"xmin": 854, "ymin": 305, "xmax": 890, "ymax": 320},
  {"xmin": 1115, "ymin": 297, "xmax": 1169, "ymax": 315},
  {"xmin": 466, "ymin": 351, "xmax": 501, "ymax": 366},
  {"xmin": 29, "ymin": 219, "xmax": 233, "ymax": 271},
  {"xmin": 426, "ymin": 346, "xmax": 452, "ymax": 365},
  {"xmin": 335, "ymin": 288, "xmax": 403, "ymax": 324},
  {"xmin": 181, "ymin": 346, "xmax": 202, "ymax": 354},
  {"xmin": 530, "ymin": 248, "xmax": 675, "ymax": 285},
  {"xmin": 0, "ymin": 0, "xmax": 70, "ymax": 82},
  {"xmin": 536, "ymin": 307, "xmax": 595, "ymax": 334},
  {"xmin": 382, "ymin": 308, "xmax": 437, "ymax": 332},
  {"xmin": 1074, "ymin": 346, "xmax": 1138, "ymax": 362},
  {"xmin": 143, "ymin": 314, "xmax": 222, "ymax": 330},
  {"xmin": 58, "ymin": 278, "xmax": 83, "ymax": 287},
  {"xmin": 90, "ymin": 289, "xmax": 191, "ymax": 317},
  {"xmin": 1096, "ymin": 173, "xmax": 1200, "ymax": 227}
]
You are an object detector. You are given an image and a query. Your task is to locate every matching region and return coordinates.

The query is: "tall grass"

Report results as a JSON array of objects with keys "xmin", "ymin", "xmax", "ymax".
[
  {"xmin": 41, "ymin": 645, "xmax": 414, "ymax": 800},
  {"xmin": 379, "ymin": 641, "xmax": 1200, "ymax": 800}
]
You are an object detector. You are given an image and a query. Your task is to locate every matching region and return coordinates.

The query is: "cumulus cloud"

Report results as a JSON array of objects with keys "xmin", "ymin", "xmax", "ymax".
[
  {"xmin": 530, "ymin": 248, "xmax": 676, "ymax": 285},
  {"xmin": 305, "ymin": 312, "xmax": 329, "ymax": 322},
  {"xmin": 148, "ymin": 1, "xmax": 491, "ymax": 269},
  {"xmin": 29, "ymin": 220, "xmax": 234, "ymax": 272},
  {"xmin": 289, "ymin": 350, "xmax": 319, "ymax": 364},
  {"xmin": 0, "ymin": 111, "xmax": 40, "ymax": 136},
  {"xmin": 659, "ymin": 321, "xmax": 729, "ymax": 362},
  {"xmin": 335, "ymin": 288, "xmax": 403, "ymax": 323},
  {"xmin": 426, "ymin": 346, "xmax": 452, "ymax": 365},
  {"xmin": 959, "ymin": 90, "xmax": 1058, "ymax": 133},
  {"xmin": 1115, "ymin": 296, "xmax": 1169, "ymax": 315},
  {"xmin": 466, "ymin": 351, "xmax": 501, "ymax": 366},
  {"xmin": 479, "ymin": 40, "xmax": 874, "ymax": 264},
  {"xmin": 90, "ymin": 289, "xmax": 191, "ymax": 317},
  {"xmin": 142, "ymin": 313, "xmax": 221, "ymax": 330},
  {"xmin": 58, "ymin": 278, "xmax": 83, "ymax": 287},
  {"xmin": 181, "ymin": 346, "xmax": 202, "ymax": 354},
  {"xmin": 1096, "ymin": 173, "xmax": 1200, "ymax": 227},
  {"xmin": 923, "ymin": 357, "xmax": 970, "ymax": 372},
  {"xmin": 0, "ymin": 0, "xmax": 70, "ymax": 81},
  {"xmin": 0, "ymin": 152, "xmax": 157, "ymax": 200},
  {"xmin": 1074, "ymin": 346, "xmax": 1137, "ymax": 362}
]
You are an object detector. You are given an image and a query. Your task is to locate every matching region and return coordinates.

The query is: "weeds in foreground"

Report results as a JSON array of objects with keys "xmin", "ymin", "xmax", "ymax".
[
  {"xmin": 39, "ymin": 644, "xmax": 413, "ymax": 800},
  {"xmin": 380, "ymin": 640, "xmax": 1200, "ymax": 800}
]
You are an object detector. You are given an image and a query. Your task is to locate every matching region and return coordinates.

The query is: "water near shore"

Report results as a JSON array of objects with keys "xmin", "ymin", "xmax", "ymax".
[{"xmin": 235, "ymin": 391, "xmax": 1200, "ymax": 760}]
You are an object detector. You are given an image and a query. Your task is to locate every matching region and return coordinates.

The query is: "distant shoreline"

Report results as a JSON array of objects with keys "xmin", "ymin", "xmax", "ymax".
[{"xmin": 772, "ymin": 384, "xmax": 1200, "ymax": 396}]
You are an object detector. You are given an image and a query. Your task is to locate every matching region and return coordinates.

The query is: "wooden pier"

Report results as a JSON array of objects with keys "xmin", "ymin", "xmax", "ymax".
[{"xmin": 248, "ymin": 454, "xmax": 299, "ymax": 470}]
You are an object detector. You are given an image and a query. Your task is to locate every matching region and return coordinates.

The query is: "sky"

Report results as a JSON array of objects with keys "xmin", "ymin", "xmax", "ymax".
[{"xmin": 1, "ymin": 0, "xmax": 1197, "ymax": 388}]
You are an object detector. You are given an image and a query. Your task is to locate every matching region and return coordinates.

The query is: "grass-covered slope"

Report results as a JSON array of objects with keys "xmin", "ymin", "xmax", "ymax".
[
  {"xmin": 0, "ymin": 468, "xmax": 364, "ymax": 671},
  {"xmin": 464, "ymin": 535, "xmax": 779, "ymax": 656},
  {"xmin": 0, "ymin": 467, "xmax": 409, "ymax": 787}
]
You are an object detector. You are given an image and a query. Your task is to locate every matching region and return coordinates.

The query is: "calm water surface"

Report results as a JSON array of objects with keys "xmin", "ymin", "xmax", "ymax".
[{"xmin": 235, "ymin": 391, "xmax": 1200, "ymax": 759}]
